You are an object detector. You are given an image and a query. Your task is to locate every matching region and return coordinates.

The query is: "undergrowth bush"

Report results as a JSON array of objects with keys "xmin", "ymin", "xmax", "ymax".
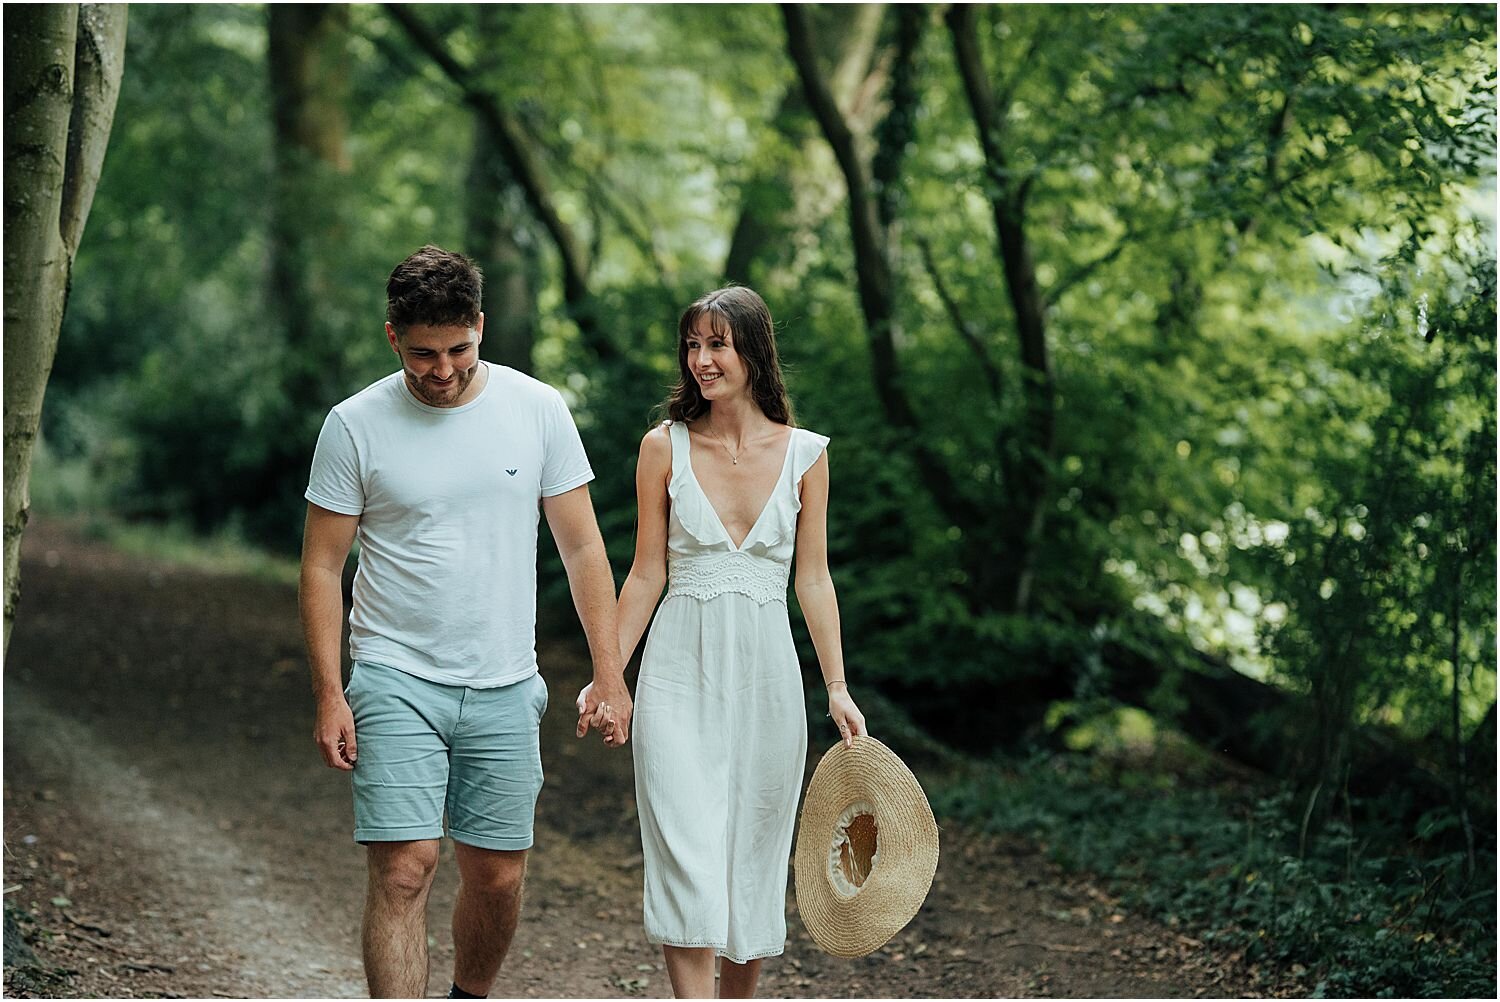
[{"xmin": 934, "ymin": 755, "xmax": 1496, "ymax": 998}]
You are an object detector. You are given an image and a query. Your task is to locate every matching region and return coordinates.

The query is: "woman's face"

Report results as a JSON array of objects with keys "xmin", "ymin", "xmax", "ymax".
[{"xmin": 684, "ymin": 314, "xmax": 748, "ymax": 404}]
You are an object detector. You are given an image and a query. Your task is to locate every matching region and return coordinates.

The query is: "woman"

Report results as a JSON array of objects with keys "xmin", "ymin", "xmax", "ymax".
[{"xmin": 583, "ymin": 286, "xmax": 865, "ymax": 998}]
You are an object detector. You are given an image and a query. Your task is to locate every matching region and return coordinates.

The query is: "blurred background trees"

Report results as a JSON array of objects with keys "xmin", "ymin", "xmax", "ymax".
[{"xmin": 25, "ymin": 1, "xmax": 1495, "ymax": 868}]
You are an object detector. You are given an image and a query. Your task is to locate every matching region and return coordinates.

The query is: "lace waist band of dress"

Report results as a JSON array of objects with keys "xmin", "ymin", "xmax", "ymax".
[{"xmin": 665, "ymin": 551, "xmax": 790, "ymax": 605}]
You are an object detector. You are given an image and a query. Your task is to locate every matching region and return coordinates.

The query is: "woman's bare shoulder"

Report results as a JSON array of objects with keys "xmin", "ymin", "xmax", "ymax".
[{"xmin": 639, "ymin": 423, "xmax": 673, "ymax": 463}]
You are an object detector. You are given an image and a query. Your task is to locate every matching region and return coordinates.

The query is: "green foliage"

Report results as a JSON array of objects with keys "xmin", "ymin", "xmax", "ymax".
[
  {"xmin": 50, "ymin": 3, "xmax": 474, "ymax": 549},
  {"xmin": 32, "ymin": 4, "xmax": 1497, "ymax": 812},
  {"xmin": 17, "ymin": 17, "xmax": 1492, "ymax": 995},
  {"xmin": 1244, "ymin": 257, "xmax": 1496, "ymax": 800},
  {"xmin": 936, "ymin": 754, "xmax": 1498, "ymax": 997}
]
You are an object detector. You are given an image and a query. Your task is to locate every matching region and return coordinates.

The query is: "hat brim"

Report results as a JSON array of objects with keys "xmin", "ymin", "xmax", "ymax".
[{"xmin": 794, "ymin": 735, "xmax": 940, "ymax": 958}]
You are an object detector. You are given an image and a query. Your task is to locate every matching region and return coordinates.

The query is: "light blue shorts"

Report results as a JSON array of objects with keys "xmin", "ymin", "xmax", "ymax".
[{"xmin": 346, "ymin": 661, "xmax": 549, "ymax": 850}]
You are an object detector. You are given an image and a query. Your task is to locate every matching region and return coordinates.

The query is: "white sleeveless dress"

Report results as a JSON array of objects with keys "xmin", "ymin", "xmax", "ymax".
[{"xmin": 632, "ymin": 420, "xmax": 829, "ymax": 963}]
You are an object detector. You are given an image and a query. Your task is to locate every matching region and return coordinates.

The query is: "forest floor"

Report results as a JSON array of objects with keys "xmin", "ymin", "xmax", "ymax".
[{"xmin": 4, "ymin": 519, "xmax": 1270, "ymax": 999}]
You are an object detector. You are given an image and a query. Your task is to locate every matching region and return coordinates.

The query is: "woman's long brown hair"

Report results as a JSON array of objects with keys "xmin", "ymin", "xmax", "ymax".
[{"xmin": 661, "ymin": 286, "xmax": 795, "ymax": 426}]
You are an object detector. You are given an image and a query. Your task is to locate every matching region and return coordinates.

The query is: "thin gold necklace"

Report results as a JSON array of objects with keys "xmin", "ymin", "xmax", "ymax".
[{"xmin": 705, "ymin": 419, "xmax": 745, "ymax": 465}]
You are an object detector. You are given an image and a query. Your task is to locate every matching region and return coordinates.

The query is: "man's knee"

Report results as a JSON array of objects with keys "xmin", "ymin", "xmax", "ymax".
[
  {"xmin": 368, "ymin": 841, "xmax": 440, "ymax": 902},
  {"xmin": 456, "ymin": 846, "xmax": 527, "ymax": 900}
]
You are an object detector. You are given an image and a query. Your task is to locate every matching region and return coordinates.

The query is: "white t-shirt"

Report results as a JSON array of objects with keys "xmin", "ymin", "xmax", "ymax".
[{"xmin": 305, "ymin": 362, "xmax": 594, "ymax": 688}]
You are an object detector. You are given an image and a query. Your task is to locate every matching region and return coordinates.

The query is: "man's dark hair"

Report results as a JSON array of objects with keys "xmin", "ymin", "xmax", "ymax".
[{"xmin": 386, "ymin": 245, "xmax": 483, "ymax": 334}]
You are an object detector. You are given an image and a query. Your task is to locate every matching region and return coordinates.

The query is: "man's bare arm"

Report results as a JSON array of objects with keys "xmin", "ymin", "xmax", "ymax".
[
  {"xmin": 300, "ymin": 502, "xmax": 360, "ymax": 769},
  {"xmin": 542, "ymin": 484, "xmax": 631, "ymax": 746}
]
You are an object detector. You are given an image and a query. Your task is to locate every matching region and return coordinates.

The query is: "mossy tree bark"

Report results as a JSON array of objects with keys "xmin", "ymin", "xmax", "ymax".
[{"xmin": 3, "ymin": 3, "xmax": 128, "ymax": 659}]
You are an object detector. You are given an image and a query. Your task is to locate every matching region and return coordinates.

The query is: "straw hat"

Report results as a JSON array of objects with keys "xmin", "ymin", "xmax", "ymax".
[{"xmin": 793, "ymin": 735, "xmax": 940, "ymax": 957}]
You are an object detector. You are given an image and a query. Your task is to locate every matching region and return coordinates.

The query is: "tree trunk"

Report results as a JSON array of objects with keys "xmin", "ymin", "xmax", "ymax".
[
  {"xmin": 3, "ymin": 3, "xmax": 128, "ymax": 660},
  {"xmin": 783, "ymin": 6, "xmax": 897, "ymax": 402},
  {"xmin": 721, "ymin": 86, "xmax": 810, "ymax": 287},
  {"xmin": 267, "ymin": 4, "xmax": 350, "ymax": 362},
  {"xmin": 385, "ymin": 2, "xmax": 618, "ymax": 363},
  {"xmin": 464, "ymin": 5, "xmax": 535, "ymax": 372},
  {"xmin": 239, "ymin": 5, "xmax": 354, "ymax": 545},
  {"xmin": 781, "ymin": 4, "xmax": 982, "ymax": 537},
  {"xmin": 946, "ymin": 4, "xmax": 1054, "ymax": 614},
  {"xmin": 722, "ymin": 4, "xmax": 885, "ymax": 285},
  {"xmin": 466, "ymin": 133, "xmax": 536, "ymax": 372}
]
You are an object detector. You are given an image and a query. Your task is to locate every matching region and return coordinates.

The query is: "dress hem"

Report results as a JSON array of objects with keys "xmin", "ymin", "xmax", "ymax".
[{"xmin": 646, "ymin": 937, "xmax": 786, "ymax": 964}]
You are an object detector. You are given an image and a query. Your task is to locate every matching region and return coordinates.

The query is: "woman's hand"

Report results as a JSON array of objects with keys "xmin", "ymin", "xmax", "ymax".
[
  {"xmin": 828, "ymin": 683, "xmax": 866, "ymax": 749},
  {"xmin": 576, "ymin": 679, "xmax": 632, "ymax": 746},
  {"xmin": 575, "ymin": 681, "xmax": 608, "ymax": 736}
]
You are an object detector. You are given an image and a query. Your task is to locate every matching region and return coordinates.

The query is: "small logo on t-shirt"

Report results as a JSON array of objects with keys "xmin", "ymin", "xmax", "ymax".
[{"xmin": 506, "ymin": 469, "xmax": 518, "ymax": 476}]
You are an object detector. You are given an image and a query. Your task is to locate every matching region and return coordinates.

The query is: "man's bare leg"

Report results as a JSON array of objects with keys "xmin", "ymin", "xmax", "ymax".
[
  {"xmin": 363, "ymin": 840, "xmax": 440, "ymax": 998},
  {"xmin": 662, "ymin": 945, "xmax": 717, "ymax": 999},
  {"xmin": 450, "ymin": 844, "xmax": 529, "ymax": 996}
]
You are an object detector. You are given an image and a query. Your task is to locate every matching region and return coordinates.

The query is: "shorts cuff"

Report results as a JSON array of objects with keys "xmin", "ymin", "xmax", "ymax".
[
  {"xmin": 354, "ymin": 824, "xmax": 444, "ymax": 844},
  {"xmin": 450, "ymin": 828, "xmax": 534, "ymax": 851}
]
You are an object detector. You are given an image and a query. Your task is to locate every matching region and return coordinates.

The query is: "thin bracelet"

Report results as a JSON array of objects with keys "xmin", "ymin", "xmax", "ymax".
[{"xmin": 824, "ymin": 678, "xmax": 847, "ymax": 689}]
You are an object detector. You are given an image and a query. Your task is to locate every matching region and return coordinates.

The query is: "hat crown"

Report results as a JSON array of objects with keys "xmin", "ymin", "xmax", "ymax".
[
  {"xmin": 828, "ymin": 800, "xmax": 879, "ymax": 897},
  {"xmin": 794, "ymin": 736, "xmax": 940, "ymax": 958}
]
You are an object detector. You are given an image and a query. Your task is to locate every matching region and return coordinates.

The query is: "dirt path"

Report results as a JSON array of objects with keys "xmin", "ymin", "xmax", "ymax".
[{"xmin": 3, "ymin": 521, "xmax": 1259, "ymax": 998}]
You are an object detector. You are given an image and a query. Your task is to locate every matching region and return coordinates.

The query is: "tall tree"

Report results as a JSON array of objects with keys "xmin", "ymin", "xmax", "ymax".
[
  {"xmin": 783, "ymin": 2, "xmax": 1493, "ymax": 783},
  {"xmin": 3, "ymin": 3, "xmax": 128, "ymax": 658},
  {"xmin": 722, "ymin": 4, "xmax": 886, "ymax": 286},
  {"xmin": 464, "ymin": 7, "xmax": 538, "ymax": 372},
  {"xmin": 782, "ymin": 3, "xmax": 986, "ymax": 589},
  {"xmin": 268, "ymin": 4, "xmax": 351, "ymax": 374},
  {"xmin": 385, "ymin": 2, "xmax": 619, "ymax": 365},
  {"xmin": 251, "ymin": 4, "xmax": 353, "ymax": 541},
  {"xmin": 944, "ymin": 4, "xmax": 1054, "ymax": 613}
]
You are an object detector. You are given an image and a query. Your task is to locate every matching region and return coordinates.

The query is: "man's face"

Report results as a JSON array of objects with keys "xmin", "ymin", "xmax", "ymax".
[{"xmin": 386, "ymin": 317, "xmax": 485, "ymax": 408}]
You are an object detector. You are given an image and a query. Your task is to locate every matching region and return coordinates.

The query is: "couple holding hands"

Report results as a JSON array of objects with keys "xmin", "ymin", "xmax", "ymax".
[{"xmin": 301, "ymin": 245, "xmax": 864, "ymax": 998}]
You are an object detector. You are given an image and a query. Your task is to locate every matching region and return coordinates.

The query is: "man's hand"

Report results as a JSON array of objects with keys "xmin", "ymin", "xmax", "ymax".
[
  {"xmin": 315, "ymin": 696, "xmax": 358, "ymax": 770},
  {"xmin": 544, "ymin": 484, "xmax": 632, "ymax": 749},
  {"xmin": 575, "ymin": 679, "xmax": 633, "ymax": 748}
]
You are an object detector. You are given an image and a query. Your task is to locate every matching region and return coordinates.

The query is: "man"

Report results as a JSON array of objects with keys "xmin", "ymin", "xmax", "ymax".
[{"xmin": 300, "ymin": 245, "xmax": 630, "ymax": 999}]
